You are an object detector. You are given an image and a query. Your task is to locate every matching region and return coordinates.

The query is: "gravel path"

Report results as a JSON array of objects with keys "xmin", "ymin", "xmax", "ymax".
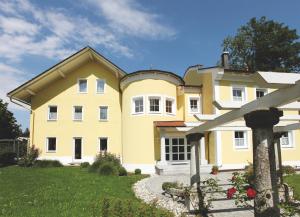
[{"xmin": 133, "ymin": 172, "xmax": 255, "ymax": 217}]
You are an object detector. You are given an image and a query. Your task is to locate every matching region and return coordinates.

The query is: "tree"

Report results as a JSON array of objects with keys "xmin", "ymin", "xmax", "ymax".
[
  {"xmin": 0, "ymin": 99, "xmax": 22, "ymax": 139},
  {"xmin": 222, "ymin": 17, "xmax": 300, "ymax": 72},
  {"xmin": 22, "ymin": 128, "xmax": 30, "ymax": 137}
]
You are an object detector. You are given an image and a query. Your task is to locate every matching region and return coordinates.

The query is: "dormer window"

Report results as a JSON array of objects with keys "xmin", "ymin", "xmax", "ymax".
[
  {"xmin": 189, "ymin": 97, "xmax": 200, "ymax": 113},
  {"xmin": 232, "ymin": 87, "xmax": 245, "ymax": 101},
  {"xmin": 256, "ymin": 88, "xmax": 267, "ymax": 98},
  {"xmin": 78, "ymin": 79, "xmax": 87, "ymax": 93},
  {"xmin": 48, "ymin": 106, "xmax": 57, "ymax": 120},
  {"xmin": 96, "ymin": 79, "xmax": 105, "ymax": 93}
]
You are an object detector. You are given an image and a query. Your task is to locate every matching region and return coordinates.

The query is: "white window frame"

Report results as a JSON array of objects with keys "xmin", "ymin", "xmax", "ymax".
[
  {"xmin": 48, "ymin": 105, "xmax": 58, "ymax": 121},
  {"xmin": 165, "ymin": 137, "xmax": 189, "ymax": 162},
  {"xmin": 232, "ymin": 86, "xmax": 246, "ymax": 102},
  {"xmin": 165, "ymin": 97, "xmax": 176, "ymax": 115},
  {"xmin": 46, "ymin": 137, "xmax": 57, "ymax": 153},
  {"xmin": 78, "ymin": 78, "xmax": 88, "ymax": 94},
  {"xmin": 280, "ymin": 131, "xmax": 294, "ymax": 148},
  {"xmin": 132, "ymin": 96, "xmax": 145, "ymax": 115},
  {"xmin": 73, "ymin": 106, "xmax": 83, "ymax": 121},
  {"xmin": 148, "ymin": 95, "xmax": 162, "ymax": 114},
  {"xmin": 98, "ymin": 137, "xmax": 108, "ymax": 152},
  {"xmin": 188, "ymin": 96, "xmax": 200, "ymax": 114},
  {"xmin": 255, "ymin": 88, "xmax": 268, "ymax": 99},
  {"xmin": 233, "ymin": 131, "xmax": 248, "ymax": 149},
  {"xmin": 99, "ymin": 106, "xmax": 108, "ymax": 121},
  {"xmin": 96, "ymin": 79, "xmax": 106, "ymax": 94}
]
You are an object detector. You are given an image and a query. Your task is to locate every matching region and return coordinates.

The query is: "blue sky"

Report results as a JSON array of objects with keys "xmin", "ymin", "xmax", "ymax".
[{"xmin": 0, "ymin": 0, "xmax": 299, "ymax": 130}]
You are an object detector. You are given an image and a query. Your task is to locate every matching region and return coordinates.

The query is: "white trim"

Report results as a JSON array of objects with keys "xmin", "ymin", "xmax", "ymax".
[
  {"xmin": 147, "ymin": 95, "xmax": 162, "ymax": 114},
  {"xmin": 188, "ymin": 96, "xmax": 201, "ymax": 114},
  {"xmin": 46, "ymin": 137, "xmax": 57, "ymax": 153},
  {"xmin": 77, "ymin": 78, "xmax": 88, "ymax": 94},
  {"xmin": 122, "ymin": 163, "xmax": 155, "ymax": 174},
  {"xmin": 96, "ymin": 79, "xmax": 106, "ymax": 94},
  {"xmin": 131, "ymin": 95, "xmax": 145, "ymax": 115},
  {"xmin": 99, "ymin": 106, "xmax": 108, "ymax": 121},
  {"xmin": 233, "ymin": 130, "xmax": 248, "ymax": 149},
  {"xmin": 73, "ymin": 105, "xmax": 83, "ymax": 121},
  {"xmin": 98, "ymin": 137, "xmax": 108, "ymax": 152},
  {"xmin": 47, "ymin": 105, "xmax": 58, "ymax": 121},
  {"xmin": 165, "ymin": 96, "xmax": 176, "ymax": 116},
  {"xmin": 73, "ymin": 137, "xmax": 83, "ymax": 161}
]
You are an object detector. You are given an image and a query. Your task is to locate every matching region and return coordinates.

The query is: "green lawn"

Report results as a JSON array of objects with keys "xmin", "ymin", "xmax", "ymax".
[
  {"xmin": 284, "ymin": 174, "xmax": 300, "ymax": 200},
  {"xmin": 0, "ymin": 166, "xmax": 171, "ymax": 217}
]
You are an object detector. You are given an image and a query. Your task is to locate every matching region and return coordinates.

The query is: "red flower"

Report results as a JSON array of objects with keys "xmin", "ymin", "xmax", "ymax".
[
  {"xmin": 246, "ymin": 188, "xmax": 256, "ymax": 199},
  {"xmin": 227, "ymin": 187, "xmax": 237, "ymax": 199}
]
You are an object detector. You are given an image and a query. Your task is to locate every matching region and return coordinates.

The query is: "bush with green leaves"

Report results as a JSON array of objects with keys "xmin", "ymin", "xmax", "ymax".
[
  {"xmin": 80, "ymin": 162, "xmax": 90, "ymax": 168},
  {"xmin": 244, "ymin": 163, "xmax": 255, "ymax": 185},
  {"xmin": 0, "ymin": 152, "xmax": 17, "ymax": 167},
  {"xmin": 162, "ymin": 182, "xmax": 180, "ymax": 191},
  {"xmin": 33, "ymin": 160, "xmax": 63, "ymax": 168},
  {"xmin": 18, "ymin": 145, "xmax": 40, "ymax": 167},
  {"xmin": 98, "ymin": 162, "xmax": 119, "ymax": 176},
  {"xmin": 118, "ymin": 166, "xmax": 127, "ymax": 176},
  {"xmin": 134, "ymin": 168, "xmax": 141, "ymax": 175},
  {"xmin": 281, "ymin": 165, "xmax": 296, "ymax": 175},
  {"xmin": 89, "ymin": 152, "xmax": 121, "ymax": 173}
]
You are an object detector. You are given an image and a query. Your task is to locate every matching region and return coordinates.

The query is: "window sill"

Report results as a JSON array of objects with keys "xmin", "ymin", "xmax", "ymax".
[
  {"xmin": 235, "ymin": 146, "xmax": 249, "ymax": 150},
  {"xmin": 96, "ymin": 92, "xmax": 105, "ymax": 94},
  {"xmin": 99, "ymin": 119, "xmax": 108, "ymax": 122},
  {"xmin": 281, "ymin": 146, "xmax": 294, "ymax": 149},
  {"xmin": 73, "ymin": 119, "xmax": 83, "ymax": 122},
  {"xmin": 166, "ymin": 112, "xmax": 176, "ymax": 116},
  {"xmin": 47, "ymin": 119, "xmax": 57, "ymax": 122},
  {"xmin": 132, "ymin": 112, "xmax": 144, "ymax": 115},
  {"xmin": 46, "ymin": 151, "xmax": 56, "ymax": 153}
]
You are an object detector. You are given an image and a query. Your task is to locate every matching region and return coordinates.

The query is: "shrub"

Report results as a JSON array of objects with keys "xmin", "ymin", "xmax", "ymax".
[
  {"xmin": 282, "ymin": 165, "xmax": 296, "ymax": 175},
  {"xmin": 34, "ymin": 160, "xmax": 63, "ymax": 168},
  {"xmin": 118, "ymin": 166, "xmax": 127, "ymax": 176},
  {"xmin": 18, "ymin": 145, "xmax": 40, "ymax": 167},
  {"xmin": 98, "ymin": 162, "xmax": 118, "ymax": 176},
  {"xmin": 244, "ymin": 163, "xmax": 255, "ymax": 185},
  {"xmin": 162, "ymin": 182, "xmax": 180, "ymax": 191},
  {"xmin": 80, "ymin": 162, "xmax": 90, "ymax": 168},
  {"xmin": 211, "ymin": 165, "xmax": 219, "ymax": 174},
  {"xmin": 89, "ymin": 152, "xmax": 121, "ymax": 173},
  {"xmin": 0, "ymin": 152, "xmax": 17, "ymax": 167},
  {"xmin": 134, "ymin": 168, "xmax": 141, "ymax": 175}
]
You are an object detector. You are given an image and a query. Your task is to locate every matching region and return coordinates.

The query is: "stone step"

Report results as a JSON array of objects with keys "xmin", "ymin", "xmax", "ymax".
[{"xmin": 156, "ymin": 164, "xmax": 213, "ymax": 175}]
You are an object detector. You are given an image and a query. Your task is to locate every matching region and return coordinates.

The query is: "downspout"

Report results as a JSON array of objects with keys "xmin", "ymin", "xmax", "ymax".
[{"xmin": 9, "ymin": 97, "xmax": 34, "ymax": 146}]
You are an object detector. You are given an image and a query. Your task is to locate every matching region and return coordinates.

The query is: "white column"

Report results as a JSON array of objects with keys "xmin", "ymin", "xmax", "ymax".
[
  {"xmin": 200, "ymin": 137, "xmax": 207, "ymax": 165},
  {"xmin": 159, "ymin": 133, "xmax": 167, "ymax": 165},
  {"xmin": 215, "ymin": 131, "xmax": 222, "ymax": 166}
]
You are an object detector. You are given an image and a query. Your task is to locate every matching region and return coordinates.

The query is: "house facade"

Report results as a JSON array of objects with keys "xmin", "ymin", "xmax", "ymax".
[{"xmin": 8, "ymin": 47, "xmax": 300, "ymax": 174}]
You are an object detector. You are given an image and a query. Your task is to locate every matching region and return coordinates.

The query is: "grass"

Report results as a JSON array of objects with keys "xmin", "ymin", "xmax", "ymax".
[
  {"xmin": 284, "ymin": 174, "xmax": 300, "ymax": 200},
  {"xmin": 0, "ymin": 166, "xmax": 171, "ymax": 217}
]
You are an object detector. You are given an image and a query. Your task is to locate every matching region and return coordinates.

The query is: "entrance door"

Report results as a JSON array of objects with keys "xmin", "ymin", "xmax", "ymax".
[{"xmin": 74, "ymin": 138, "xmax": 82, "ymax": 160}]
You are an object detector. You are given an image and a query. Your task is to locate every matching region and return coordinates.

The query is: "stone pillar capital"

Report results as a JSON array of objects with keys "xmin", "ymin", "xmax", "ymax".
[
  {"xmin": 186, "ymin": 133, "xmax": 204, "ymax": 144},
  {"xmin": 244, "ymin": 108, "xmax": 283, "ymax": 129}
]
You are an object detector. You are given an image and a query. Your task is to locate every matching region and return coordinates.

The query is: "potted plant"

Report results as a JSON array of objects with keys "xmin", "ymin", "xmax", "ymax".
[{"xmin": 211, "ymin": 165, "xmax": 219, "ymax": 175}]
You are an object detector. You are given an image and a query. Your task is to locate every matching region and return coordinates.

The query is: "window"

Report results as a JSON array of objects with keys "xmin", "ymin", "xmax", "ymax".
[
  {"xmin": 234, "ymin": 131, "xmax": 247, "ymax": 148},
  {"xmin": 47, "ymin": 137, "xmax": 56, "ymax": 152},
  {"xmin": 133, "ymin": 97, "xmax": 144, "ymax": 114},
  {"xmin": 165, "ymin": 138, "xmax": 170, "ymax": 161},
  {"xmin": 256, "ymin": 88, "xmax": 267, "ymax": 98},
  {"xmin": 165, "ymin": 137, "xmax": 188, "ymax": 161},
  {"xmin": 78, "ymin": 79, "xmax": 87, "ymax": 93},
  {"xmin": 73, "ymin": 106, "xmax": 83, "ymax": 121},
  {"xmin": 96, "ymin": 79, "xmax": 105, "ymax": 93},
  {"xmin": 280, "ymin": 132, "xmax": 293, "ymax": 148},
  {"xmin": 48, "ymin": 106, "xmax": 57, "ymax": 120},
  {"xmin": 99, "ymin": 137, "xmax": 108, "ymax": 152},
  {"xmin": 99, "ymin": 106, "xmax": 108, "ymax": 121},
  {"xmin": 232, "ymin": 87, "xmax": 245, "ymax": 101},
  {"xmin": 189, "ymin": 97, "xmax": 200, "ymax": 113},
  {"xmin": 149, "ymin": 97, "xmax": 161, "ymax": 113},
  {"xmin": 165, "ymin": 98, "xmax": 174, "ymax": 114}
]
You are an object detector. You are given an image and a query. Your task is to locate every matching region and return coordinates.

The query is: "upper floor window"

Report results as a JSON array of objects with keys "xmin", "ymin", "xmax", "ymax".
[
  {"xmin": 46, "ymin": 137, "xmax": 56, "ymax": 152},
  {"xmin": 234, "ymin": 131, "xmax": 247, "ymax": 149},
  {"xmin": 78, "ymin": 79, "xmax": 87, "ymax": 93},
  {"xmin": 133, "ymin": 97, "xmax": 144, "ymax": 114},
  {"xmin": 165, "ymin": 98, "xmax": 175, "ymax": 114},
  {"xmin": 96, "ymin": 79, "xmax": 105, "ymax": 94},
  {"xmin": 256, "ymin": 88, "xmax": 267, "ymax": 98},
  {"xmin": 99, "ymin": 106, "xmax": 108, "ymax": 121},
  {"xmin": 189, "ymin": 97, "xmax": 200, "ymax": 113},
  {"xmin": 73, "ymin": 106, "xmax": 83, "ymax": 121},
  {"xmin": 99, "ymin": 137, "xmax": 108, "ymax": 152},
  {"xmin": 48, "ymin": 106, "xmax": 57, "ymax": 120},
  {"xmin": 232, "ymin": 87, "xmax": 245, "ymax": 101},
  {"xmin": 149, "ymin": 96, "xmax": 161, "ymax": 113},
  {"xmin": 280, "ymin": 132, "xmax": 293, "ymax": 148}
]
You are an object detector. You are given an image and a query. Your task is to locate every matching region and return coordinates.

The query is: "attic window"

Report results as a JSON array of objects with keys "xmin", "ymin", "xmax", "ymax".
[{"xmin": 78, "ymin": 79, "xmax": 87, "ymax": 93}]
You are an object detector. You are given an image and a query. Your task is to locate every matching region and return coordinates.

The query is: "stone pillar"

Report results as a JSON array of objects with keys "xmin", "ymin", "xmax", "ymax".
[
  {"xmin": 159, "ymin": 132, "xmax": 167, "ymax": 166},
  {"xmin": 244, "ymin": 108, "xmax": 282, "ymax": 217},
  {"xmin": 200, "ymin": 137, "xmax": 207, "ymax": 165},
  {"xmin": 274, "ymin": 132, "xmax": 284, "ymax": 185}
]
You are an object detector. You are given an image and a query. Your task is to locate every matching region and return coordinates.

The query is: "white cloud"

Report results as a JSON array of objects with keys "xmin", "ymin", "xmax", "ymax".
[{"xmin": 89, "ymin": 0, "xmax": 175, "ymax": 39}]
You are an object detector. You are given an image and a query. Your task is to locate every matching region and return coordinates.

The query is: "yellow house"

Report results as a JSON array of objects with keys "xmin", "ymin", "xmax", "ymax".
[{"xmin": 7, "ymin": 47, "xmax": 300, "ymax": 174}]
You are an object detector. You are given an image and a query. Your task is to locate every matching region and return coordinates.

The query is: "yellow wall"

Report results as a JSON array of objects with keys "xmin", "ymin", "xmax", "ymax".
[
  {"xmin": 122, "ymin": 79, "xmax": 184, "ymax": 164},
  {"xmin": 31, "ymin": 62, "xmax": 122, "ymax": 160}
]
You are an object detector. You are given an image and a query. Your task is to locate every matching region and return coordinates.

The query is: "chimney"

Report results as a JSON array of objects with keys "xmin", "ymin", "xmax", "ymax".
[{"xmin": 221, "ymin": 51, "xmax": 229, "ymax": 69}]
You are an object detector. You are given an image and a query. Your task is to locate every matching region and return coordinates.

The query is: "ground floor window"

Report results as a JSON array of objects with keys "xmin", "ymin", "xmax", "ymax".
[
  {"xmin": 280, "ymin": 131, "xmax": 293, "ymax": 148},
  {"xmin": 165, "ymin": 137, "xmax": 190, "ymax": 161},
  {"xmin": 234, "ymin": 131, "xmax": 247, "ymax": 149},
  {"xmin": 99, "ymin": 137, "xmax": 108, "ymax": 152},
  {"xmin": 47, "ymin": 137, "xmax": 56, "ymax": 152}
]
